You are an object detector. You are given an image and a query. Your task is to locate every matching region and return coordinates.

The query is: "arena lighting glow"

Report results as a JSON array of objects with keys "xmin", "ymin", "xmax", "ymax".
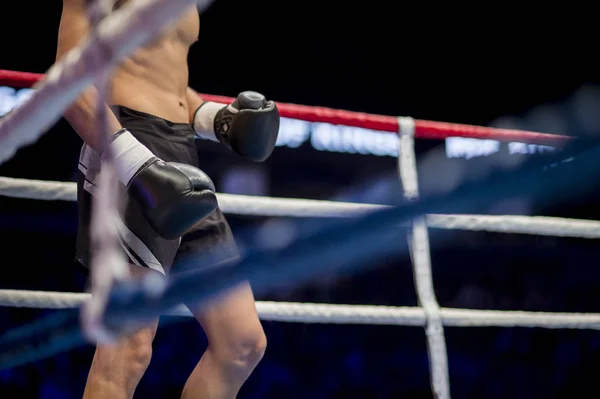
[
  {"xmin": 275, "ymin": 117, "xmax": 400, "ymax": 156},
  {"xmin": 273, "ymin": 119, "xmax": 559, "ymax": 159},
  {"xmin": 0, "ymin": 87, "xmax": 35, "ymax": 115},
  {"xmin": 445, "ymin": 136, "xmax": 558, "ymax": 160}
]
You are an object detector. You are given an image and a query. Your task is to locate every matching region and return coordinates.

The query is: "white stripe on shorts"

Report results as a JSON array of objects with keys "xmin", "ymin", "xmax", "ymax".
[{"xmin": 82, "ymin": 174, "xmax": 165, "ymax": 275}]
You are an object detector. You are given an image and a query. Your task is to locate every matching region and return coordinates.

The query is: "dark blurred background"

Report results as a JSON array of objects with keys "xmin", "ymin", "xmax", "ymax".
[{"xmin": 1, "ymin": 1, "xmax": 600, "ymax": 398}]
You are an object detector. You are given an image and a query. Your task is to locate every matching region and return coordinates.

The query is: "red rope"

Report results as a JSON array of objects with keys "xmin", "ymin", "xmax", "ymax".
[{"xmin": 0, "ymin": 69, "xmax": 572, "ymax": 146}]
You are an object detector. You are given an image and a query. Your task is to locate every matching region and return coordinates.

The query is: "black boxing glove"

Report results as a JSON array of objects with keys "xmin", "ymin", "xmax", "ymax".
[
  {"xmin": 109, "ymin": 129, "xmax": 217, "ymax": 239},
  {"xmin": 193, "ymin": 91, "xmax": 280, "ymax": 162},
  {"xmin": 127, "ymin": 159, "xmax": 218, "ymax": 240}
]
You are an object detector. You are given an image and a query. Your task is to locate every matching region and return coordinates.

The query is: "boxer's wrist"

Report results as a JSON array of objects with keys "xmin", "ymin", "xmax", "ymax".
[
  {"xmin": 192, "ymin": 101, "xmax": 227, "ymax": 142},
  {"xmin": 108, "ymin": 129, "xmax": 156, "ymax": 185},
  {"xmin": 192, "ymin": 92, "xmax": 280, "ymax": 162}
]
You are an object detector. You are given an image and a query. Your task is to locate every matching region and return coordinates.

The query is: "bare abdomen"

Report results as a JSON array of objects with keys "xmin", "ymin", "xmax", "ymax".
[{"xmin": 109, "ymin": 40, "xmax": 191, "ymax": 123}]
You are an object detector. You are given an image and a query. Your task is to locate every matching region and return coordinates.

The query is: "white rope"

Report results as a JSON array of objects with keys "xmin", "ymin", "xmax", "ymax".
[
  {"xmin": 426, "ymin": 214, "xmax": 600, "ymax": 238},
  {"xmin": 2, "ymin": 176, "xmax": 600, "ymax": 238},
  {"xmin": 0, "ymin": 289, "xmax": 598, "ymax": 329},
  {"xmin": 216, "ymin": 192, "xmax": 385, "ymax": 217},
  {"xmin": 79, "ymin": 0, "xmax": 135, "ymax": 344},
  {"xmin": 0, "ymin": 0, "xmax": 210, "ymax": 165},
  {"xmin": 0, "ymin": 177, "xmax": 77, "ymax": 201},
  {"xmin": 398, "ymin": 116, "xmax": 450, "ymax": 399}
]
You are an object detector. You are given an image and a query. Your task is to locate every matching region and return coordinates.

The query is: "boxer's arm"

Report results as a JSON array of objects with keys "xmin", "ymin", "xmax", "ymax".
[{"xmin": 58, "ymin": 0, "xmax": 123, "ymax": 152}]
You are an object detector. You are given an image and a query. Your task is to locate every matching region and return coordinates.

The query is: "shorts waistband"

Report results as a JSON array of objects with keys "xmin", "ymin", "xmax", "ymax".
[{"xmin": 110, "ymin": 105, "xmax": 193, "ymax": 134}]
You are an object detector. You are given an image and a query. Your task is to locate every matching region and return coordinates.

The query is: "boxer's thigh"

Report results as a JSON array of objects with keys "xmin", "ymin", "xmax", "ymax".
[{"xmin": 172, "ymin": 208, "xmax": 264, "ymax": 348}]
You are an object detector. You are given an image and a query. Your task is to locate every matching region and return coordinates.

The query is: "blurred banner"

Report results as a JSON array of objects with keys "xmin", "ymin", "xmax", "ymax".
[{"xmin": 0, "ymin": 85, "xmax": 559, "ymax": 162}]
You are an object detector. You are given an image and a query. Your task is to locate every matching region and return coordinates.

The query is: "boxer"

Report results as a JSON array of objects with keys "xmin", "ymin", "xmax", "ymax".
[{"xmin": 57, "ymin": 0, "xmax": 279, "ymax": 397}]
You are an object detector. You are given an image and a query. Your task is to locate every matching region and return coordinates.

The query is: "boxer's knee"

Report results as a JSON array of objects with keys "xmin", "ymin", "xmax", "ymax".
[
  {"xmin": 210, "ymin": 326, "xmax": 267, "ymax": 377},
  {"xmin": 121, "ymin": 330, "xmax": 154, "ymax": 377},
  {"xmin": 90, "ymin": 325, "xmax": 156, "ymax": 392}
]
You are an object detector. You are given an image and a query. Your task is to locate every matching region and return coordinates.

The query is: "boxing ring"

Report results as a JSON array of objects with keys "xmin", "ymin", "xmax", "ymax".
[{"xmin": 0, "ymin": 1, "xmax": 599, "ymax": 397}]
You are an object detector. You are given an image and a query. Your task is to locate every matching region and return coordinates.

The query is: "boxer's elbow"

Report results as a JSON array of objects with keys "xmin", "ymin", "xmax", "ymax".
[
  {"xmin": 65, "ymin": 90, "xmax": 95, "ymax": 124},
  {"xmin": 63, "ymin": 87, "xmax": 123, "ymax": 152}
]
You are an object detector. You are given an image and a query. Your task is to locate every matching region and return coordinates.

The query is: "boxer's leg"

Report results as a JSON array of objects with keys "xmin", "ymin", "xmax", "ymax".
[
  {"xmin": 174, "ymin": 209, "xmax": 266, "ymax": 399},
  {"xmin": 76, "ymin": 120, "xmax": 180, "ymax": 398},
  {"xmin": 83, "ymin": 265, "xmax": 160, "ymax": 399},
  {"xmin": 181, "ymin": 281, "xmax": 266, "ymax": 399}
]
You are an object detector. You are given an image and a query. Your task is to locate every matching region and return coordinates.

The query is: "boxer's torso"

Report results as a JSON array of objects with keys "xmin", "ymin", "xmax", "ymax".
[{"xmin": 110, "ymin": 0, "xmax": 199, "ymax": 123}]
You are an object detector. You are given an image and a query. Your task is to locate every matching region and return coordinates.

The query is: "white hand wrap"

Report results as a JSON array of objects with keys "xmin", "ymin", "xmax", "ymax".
[{"xmin": 192, "ymin": 101, "xmax": 226, "ymax": 142}]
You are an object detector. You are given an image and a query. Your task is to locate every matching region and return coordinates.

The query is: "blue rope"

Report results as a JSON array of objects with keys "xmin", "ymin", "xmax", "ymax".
[
  {"xmin": 0, "ymin": 140, "xmax": 595, "ymax": 370},
  {"xmin": 102, "ymin": 141, "xmax": 599, "ymax": 333},
  {"xmin": 0, "ymin": 310, "xmax": 85, "ymax": 370}
]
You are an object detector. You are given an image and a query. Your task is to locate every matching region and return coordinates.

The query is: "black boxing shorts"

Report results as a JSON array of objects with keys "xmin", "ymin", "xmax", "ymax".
[{"xmin": 75, "ymin": 105, "xmax": 239, "ymax": 275}]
